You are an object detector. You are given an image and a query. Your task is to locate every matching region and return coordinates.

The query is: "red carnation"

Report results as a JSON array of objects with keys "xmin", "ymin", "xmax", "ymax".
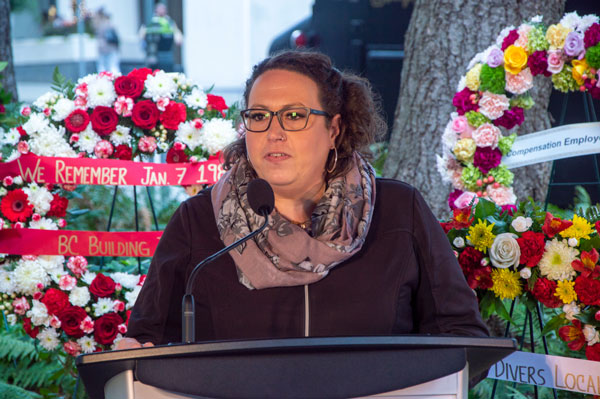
[
  {"xmin": 501, "ymin": 30, "xmax": 519, "ymax": 51},
  {"xmin": 530, "ymin": 277, "xmax": 562, "ymax": 308},
  {"xmin": 493, "ymin": 107, "xmax": 524, "ymax": 130},
  {"xmin": 574, "ymin": 275, "xmax": 600, "ymax": 306},
  {"xmin": 160, "ymin": 102, "xmax": 187, "ymax": 130},
  {"xmin": 23, "ymin": 317, "xmax": 39, "ymax": 338},
  {"xmin": 527, "ymin": 51, "xmax": 551, "ymax": 77},
  {"xmin": 41, "ymin": 288, "xmax": 70, "ymax": 315},
  {"xmin": 64, "ymin": 109, "xmax": 90, "ymax": 133},
  {"xmin": 89, "ymin": 273, "xmax": 116, "ymax": 298},
  {"xmin": 46, "ymin": 193, "xmax": 69, "ymax": 218},
  {"xmin": 1, "ymin": 188, "xmax": 34, "ymax": 222},
  {"xmin": 114, "ymin": 144, "xmax": 133, "ymax": 160},
  {"xmin": 94, "ymin": 312, "xmax": 123, "ymax": 345},
  {"xmin": 473, "ymin": 147, "xmax": 502, "ymax": 175},
  {"xmin": 132, "ymin": 100, "xmax": 159, "ymax": 130},
  {"xmin": 207, "ymin": 94, "xmax": 228, "ymax": 116},
  {"xmin": 90, "ymin": 106, "xmax": 119, "ymax": 136},
  {"xmin": 517, "ymin": 231, "xmax": 545, "ymax": 267},
  {"xmin": 448, "ymin": 189, "xmax": 463, "ymax": 211},
  {"xmin": 586, "ymin": 343, "xmax": 600, "ymax": 361},
  {"xmin": 114, "ymin": 76, "xmax": 144, "ymax": 99},
  {"xmin": 58, "ymin": 306, "xmax": 88, "ymax": 338},
  {"xmin": 452, "ymin": 88, "xmax": 479, "ymax": 116},
  {"xmin": 128, "ymin": 67, "xmax": 155, "ymax": 82},
  {"xmin": 166, "ymin": 147, "xmax": 189, "ymax": 163}
]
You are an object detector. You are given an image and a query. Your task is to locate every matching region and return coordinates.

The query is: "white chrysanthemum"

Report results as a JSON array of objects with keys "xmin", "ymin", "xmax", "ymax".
[
  {"xmin": 6, "ymin": 314, "xmax": 16, "ymax": 326},
  {"xmin": 456, "ymin": 76, "xmax": 467, "ymax": 92},
  {"xmin": 23, "ymin": 183, "xmax": 53, "ymax": 214},
  {"xmin": 111, "ymin": 272, "xmax": 140, "ymax": 289},
  {"xmin": 442, "ymin": 120, "xmax": 459, "ymax": 150},
  {"xmin": 78, "ymin": 336, "xmax": 97, "ymax": 354},
  {"xmin": 495, "ymin": 25, "xmax": 516, "ymax": 47},
  {"xmin": 579, "ymin": 15, "xmax": 599, "ymax": 32},
  {"xmin": 144, "ymin": 71, "xmax": 177, "ymax": 101},
  {"xmin": 70, "ymin": 286, "xmax": 91, "ymax": 307},
  {"xmin": 52, "ymin": 98, "xmax": 75, "ymax": 121},
  {"xmin": 37, "ymin": 327, "xmax": 60, "ymax": 350},
  {"xmin": 538, "ymin": 238, "xmax": 578, "ymax": 281},
  {"xmin": 93, "ymin": 297, "xmax": 114, "ymax": 317},
  {"xmin": 77, "ymin": 125, "xmax": 101, "ymax": 153},
  {"xmin": 125, "ymin": 285, "xmax": 142, "ymax": 309},
  {"xmin": 33, "ymin": 92, "xmax": 56, "ymax": 109},
  {"xmin": 200, "ymin": 119, "xmax": 237, "ymax": 155},
  {"xmin": 87, "ymin": 76, "xmax": 117, "ymax": 107},
  {"xmin": 48, "ymin": 268, "xmax": 67, "ymax": 284},
  {"xmin": 14, "ymin": 259, "xmax": 50, "ymax": 295},
  {"xmin": 27, "ymin": 300, "xmax": 50, "ymax": 326},
  {"xmin": 29, "ymin": 125, "xmax": 75, "ymax": 157},
  {"xmin": 110, "ymin": 125, "xmax": 131, "ymax": 145},
  {"xmin": 29, "ymin": 217, "xmax": 58, "ymax": 230},
  {"xmin": 6, "ymin": 150, "xmax": 21, "ymax": 162},
  {"xmin": 81, "ymin": 271, "xmax": 96, "ymax": 285},
  {"xmin": 37, "ymin": 255, "xmax": 65, "ymax": 272},
  {"xmin": 2, "ymin": 128, "xmax": 20, "ymax": 145},
  {"xmin": 436, "ymin": 154, "xmax": 453, "ymax": 184},
  {"xmin": 22, "ymin": 112, "xmax": 50, "ymax": 135},
  {"xmin": 0, "ymin": 270, "xmax": 16, "ymax": 295},
  {"xmin": 184, "ymin": 88, "xmax": 208, "ymax": 108},
  {"xmin": 560, "ymin": 11, "xmax": 581, "ymax": 30},
  {"xmin": 175, "ymin": 121, "xmax": 203, "ymax": 150}
]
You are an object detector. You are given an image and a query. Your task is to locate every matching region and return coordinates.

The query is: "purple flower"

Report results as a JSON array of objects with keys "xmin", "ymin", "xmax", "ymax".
[
  {"xmin": 448, "ymin": 189, "xmax": 464, "ymax": 211},
  {"xmin": 564, "ymin": 31, "xmax": 584, "ymax": 57},
  {"xmin": 527, "ymin": 51, "xmax": 551, "ymax": 77},
  {"xmin": 501, "ymin": 30, "xmax": 519, "ymax": 51},
  {"xmin": 452, "ymin": 88, "xmax": 479, "ymax": 116},
  {"xmin": 473, "ymin": 147, "xmax": 502, "ymax": 174},
  {"xmin": 584, "ymin": 23, "xmax": 600, "ymax": 48},
  {"xmin": 493, "ymin": 107, "xmax": 524, "ymax": 130},
  {"xmin": 487, "ymin": 48, "xmax": 504, "ymax": 68}
]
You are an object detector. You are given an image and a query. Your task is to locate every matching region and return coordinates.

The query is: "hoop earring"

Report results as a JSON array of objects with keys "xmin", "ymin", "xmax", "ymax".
[{"xmin": 326, "ymin": 147, "xmax": 338, "ymax": 174}]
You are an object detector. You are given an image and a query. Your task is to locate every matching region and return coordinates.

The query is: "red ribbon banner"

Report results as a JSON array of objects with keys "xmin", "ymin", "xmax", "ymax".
[
  {"xmin": 0, "ymin": 154, "xmax": 225, "ymax": 186},
  {"xmin": 0, "ymin": 229, "xmax": 162, "ymax": 257}
]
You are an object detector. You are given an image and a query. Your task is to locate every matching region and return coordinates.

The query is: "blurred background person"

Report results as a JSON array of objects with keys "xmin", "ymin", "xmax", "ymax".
[
  {"xmin": 92, "ymin": 7, "xmax": 120, "ymax": 74},
  {"xmin": 139, "ymin": 2, "xmax": 183, "ymax": 72}
]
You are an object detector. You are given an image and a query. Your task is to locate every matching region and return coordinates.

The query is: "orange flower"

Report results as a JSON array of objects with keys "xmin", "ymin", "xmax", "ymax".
[
  {"xmin": 572, "ymin": 248, "xmax": 600, "ymax": 279},
  {"xmin": 451, "ymin": 207, "xmax": 474, "ymax": 229},
  {"xmin": 542, "ymin": 212, "xmax": 573, "ymax": 238},
  {"xmin": 559, "ymin": 320, "xmax": 586, "ymax": 351}
]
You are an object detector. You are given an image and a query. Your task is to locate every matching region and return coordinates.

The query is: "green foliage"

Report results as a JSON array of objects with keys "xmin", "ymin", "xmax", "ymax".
[
  {"xmin": 50, "ymin": 67, "xmax": 75, "ymax": 99},
  {"xmin": 585, "ymin": 43, "xmax": 600, "ymax": 70},
  {"xmin": 479, "ymin": 64, "xmax": 506, "ymax": 94},
  {"xmin": 370, "ymin": 142, "xmax": 387, "ymax": 177},
  {"xmin": 0, "ymin": 381, "xmax": 41, "ymax": 399}
]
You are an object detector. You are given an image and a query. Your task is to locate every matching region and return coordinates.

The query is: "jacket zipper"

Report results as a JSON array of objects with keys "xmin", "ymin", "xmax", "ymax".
[{"xmin": 304, "ymin": 284, "xmax": 310, "ymax": 337}]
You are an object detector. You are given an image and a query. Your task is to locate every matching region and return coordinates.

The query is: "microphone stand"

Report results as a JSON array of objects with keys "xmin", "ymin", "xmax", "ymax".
[{"xmin": 181, "ymin": 209, "xmax": 270, "ymax": 343}]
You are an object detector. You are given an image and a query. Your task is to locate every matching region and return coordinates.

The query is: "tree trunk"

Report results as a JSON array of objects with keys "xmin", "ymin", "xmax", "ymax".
[
  {"xmin": 0, "ymin": 0, "xmax": 17, "ymax": 101},
  {"xmin": 383, "ymin": 0, "xmax": 565, "ymax": 218}
]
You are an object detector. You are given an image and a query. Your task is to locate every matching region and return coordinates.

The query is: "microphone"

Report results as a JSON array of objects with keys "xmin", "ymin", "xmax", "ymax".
[{"xmin": 181, "ymin": 179, "xmax": 274, "ymax": 343}]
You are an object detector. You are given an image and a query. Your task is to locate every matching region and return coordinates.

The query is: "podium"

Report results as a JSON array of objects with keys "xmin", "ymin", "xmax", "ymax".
[{"xmin": 76, "ymin": 336, "xmax": 516, "ymax": 399}]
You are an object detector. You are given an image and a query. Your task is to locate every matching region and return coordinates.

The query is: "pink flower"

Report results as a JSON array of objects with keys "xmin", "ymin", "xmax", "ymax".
[
  {"xmin": 505, "ymin": 68, "xmax": 533, "ymax": 94},
  {"xmin": 75, "ymin": 83, "xmax": 88, "ymax": 97},
  {"xmin": 94, "ymin": 140, "xmax": 114, "ymax": 159},
  {"xmin": 67, "ymin": 256, "xmax": 88, "ymax": 277},
  {"xmin": 23, "ymin": 255, "xmax": 37, "ymax": 261},
  {"xmin": 58, "ymin": 218, "xmax": 67, "ymax": 228},
  {"xmin": 98, "ymin": 71, "xmax": 115, "ymax": 80},
  {"xmin": 189, "ymin": 155, "xmax": 199, "ymax": 163},
  {"xmin": 74, "ymin": 97, "xmax": 87, "ymax": 108},
  {"xmin": 197, "ymin": 109, "xmax": 205, "ymax": 116},
  {"xmin": 114, "ymin": 96, "xmax": 134, "ymax": 117},
  {"xmin": 32, "ymin": 290, "xmax": 42, "ymax": 300},
  {"xmin": 80, "ymin": 316, "xmax": 94, "ymax": 334},
  {"xmin": 118, "ymin": 323, "xmax": 128, "ymax": 334},
  {"xmin": 113, "ymin": 300, "xmax": 125, "ymax": 312},
  {"xmin": 12, "ymin": 297, "xmax": 30, "ymax": 315},
  {"xmin": 514, "ymin": 25, "xmax": 532, "ymax": 49},
  {"xmin": 451, "ymin": 115, "xmax": 469, "ymax": 133},
  {"xmin": 138, "ymin": 136, "xmax": 157, "ymax": 153},
  {"xmin": 156, "ymin": 97, "xmax": 170, "ymax": 112},
  {"xmin": 454, "ymin": 191, "xmax": 479, "ymax": 209},
  {"xmin": 50, "ymin": 315, "xmax": 61, "ymax": 329},
  {"xmin": 485, "ymin": 185, "xmax": 516, "ymax": 206},
  {"xmin": 70, "ymin": 134, "xmax": 80, "ymax": 143},
  {"xmin": 193, "ymin": 118, "xmax": 203, "ymax": 129},
  {"xmin": 547, "ymin": 50, "xmax": 565, "ymax": 74},
  {"xmin": 173, "ymin": 141, "xmax": 186, "ymax": 151},
  {"xmin": 20, "ymin": 106, "xmax": 31, "ymax": 117},
  {"xmin": 478, "ymin": 92, "xmax": 510, "ymax": 120},
  {"xmin": 32, "ymin": 213, "xmax": 41, "ymax": 222},
  {"xmin": 63, "ymin": 341, "xmax": 82, "ymax": 356},
  {"xmin": 3, "ymin": 176, "xmax": 13, "ymax": 186},
  {"xmin": 59, "ymin": 275, "xmax": 77, "ymax": 291},
  {"xmin": 43, "ymin": 108, "xmax": 51, "ymax": 116},
  {"xmin": 17, "ymin": 141, "xmax": 29, "ymax": 154},
  {"xmin": 472, "ymin": 123, "xmax": 501, "ymax": 148},
  {"xmin": 138, "ymin": 275, "xmax": 146, "ymax": 286}
]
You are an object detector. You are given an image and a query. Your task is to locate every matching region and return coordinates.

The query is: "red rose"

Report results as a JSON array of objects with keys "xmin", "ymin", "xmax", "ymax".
[
  {"xmin": 160, "ymin": 102, "xmax": 187, "ymax": 130},
  {"xmin": 166, "ymin": 147, "xmax": 188, "ymax": 163},
  {"xmin": 90, "ymin": 106, "xmax": 119, "ymax": 136},
  {"xmin": 132, "ymin": 100, "xmax": 159, "ymax": 130},
  {"xmin": 64, "ymin": 109, "xmax": 90, "ymax": 133},
  {"xmin": 89, "ymin": 273, "xmax": 116, "ymax": 298},
  {"xmin": 207, "ymin": 94, "xmax": 228, "ymax": 116},
  {"xmin": 46, "ymin": 193, "xmax": 69, "ymax": 218},
  {"xmin": 114, "ymin": 76, "xmax": 144, "ymax": 99},
  {"xmin": 114, "ymin": 144, "xmax": 133, "ymax": 160},
  {"xmin": 517, "ymin": 231, "xmax": 545, "ymax": 267},
  {"xmin": 586, "ymin": 343, "xmax": 600, "ymax": 361},
  {"xmin": 128, "ymin": 67, "xmax": 154, "ymax": 82},
  {"xmin": 23, "ymin": 317, "xmax": 39, "ymax": 338},
  {"xmin": 41, "ymin": 288, "xmax": 70, "ymax": 315},
  {"xmin": 58, "ymin": 306, "xmax": 87, "ymax": 338},
  {"xmin": 94, "ymin": 312, "xmax": 123, "ymax": 345},
  {"xmin": 530, "ymin": 277, "xmax": 562, "ymax": 308},
  {"xmin": 574, "ymin": 275, "xmax": 600, "ymax": 306}
]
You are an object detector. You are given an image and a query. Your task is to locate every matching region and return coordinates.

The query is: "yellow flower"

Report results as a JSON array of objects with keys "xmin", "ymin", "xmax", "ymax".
[
  {"xmin": 559, "ymin": 214, "xmax": 594, "ymax": 240},
  {"xmin": 555, "ymin": 280, "xmax": 577, "ymax": 304},
  {"xmin": 465, "ymin": 64, "xmax": 482, "ymax": 91},
  {"xmin": 571, "ymin": 59, "xmax": 589, "ymax": 85},
  {"xmin": 453, "ymin": 138, "xmax": 476, "ymax": 162},
  {"xmin": 503, "ymin": 45, "xmax": 528, "ymax": 75},
  {"xmin": 490, "ymin": 268, "xmax": 522, "ymax": 300},
  {"xmin": 467, "ymin": 220, "xmax": 496, "ymax": 253},
  {"xmin": 546, "ymin": 24, "xmax": 570, "ymax": 49},
  {"xmin": 538, "ymin": 238, "xmax": 578, "ymax": 280}
]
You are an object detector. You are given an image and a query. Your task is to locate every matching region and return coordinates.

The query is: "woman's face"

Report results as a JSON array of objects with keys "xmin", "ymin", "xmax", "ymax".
[{"xmin": 245, "ymin": 69, "xmax": 340, "ymax": 198}]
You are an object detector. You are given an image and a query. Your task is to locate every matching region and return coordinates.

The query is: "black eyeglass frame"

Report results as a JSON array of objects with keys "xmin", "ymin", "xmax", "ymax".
[{"xmin": 240, "ymin": 107, "xmax": 331, "ymax": 133}]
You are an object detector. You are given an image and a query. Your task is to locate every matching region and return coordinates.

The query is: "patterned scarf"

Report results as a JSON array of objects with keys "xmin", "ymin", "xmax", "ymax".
[{"xmin": 211, "ymin": 152, "xmax": 376, "ymax": 290}]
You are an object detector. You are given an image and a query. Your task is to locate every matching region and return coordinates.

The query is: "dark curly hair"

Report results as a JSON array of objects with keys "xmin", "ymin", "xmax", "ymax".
[{"xmin": 223, "ymin": 50, "xmax": 387, "ymax": 180}]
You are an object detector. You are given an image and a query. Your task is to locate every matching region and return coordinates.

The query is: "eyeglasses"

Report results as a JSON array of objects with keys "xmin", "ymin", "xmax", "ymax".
[{"xmin": 240, "ymin": 107, "xmax": 331, "ymax": 132}]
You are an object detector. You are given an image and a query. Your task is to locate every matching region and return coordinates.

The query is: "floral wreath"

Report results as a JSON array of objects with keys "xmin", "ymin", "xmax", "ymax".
[{"xmin": 437, "ymin": 12, "xmax": 600, "ymax": 211}]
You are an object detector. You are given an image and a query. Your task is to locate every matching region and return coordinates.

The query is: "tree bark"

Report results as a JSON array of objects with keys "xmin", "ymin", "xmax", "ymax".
[
  {"xmin": 383, "ymin": 0, "xmax": 565, "ymax": 217},
  {"xmin": 0, "ymin": 0, "xmax": 17, "ymax": 101}
]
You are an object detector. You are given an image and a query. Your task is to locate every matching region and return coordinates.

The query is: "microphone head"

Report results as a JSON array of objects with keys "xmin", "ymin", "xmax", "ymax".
[{"xmin": 247, "ymin": 179, "xmax": 275, "ymax": 215}]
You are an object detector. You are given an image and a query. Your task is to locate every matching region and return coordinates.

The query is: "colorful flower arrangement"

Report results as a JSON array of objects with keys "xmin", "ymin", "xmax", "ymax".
[
  {"xmin": 0, "ymin": 68, "xmax": 239, "ymax": 164},
  {"xmin": 437, "ymin": 12, "xmax": 600, "ymax": 210},
  {"xmin": 441, "ymin": 198, "xmax": 600, "ymax": 361},
  {"xmin": 0, "ymin": 254, "xmax": 144, "ymax": 356}
]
